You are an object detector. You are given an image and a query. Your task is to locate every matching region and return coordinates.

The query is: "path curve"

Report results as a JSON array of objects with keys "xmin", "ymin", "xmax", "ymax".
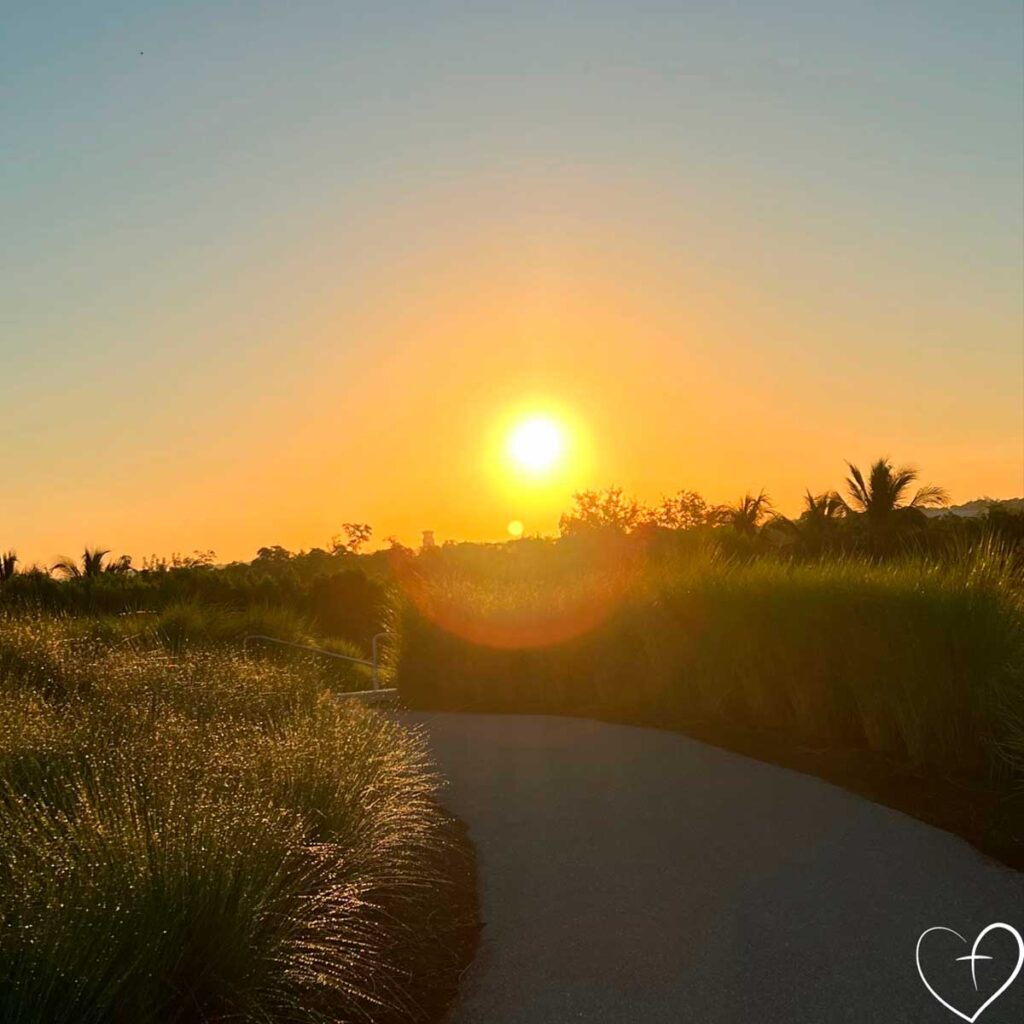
[{"xmin": 404, "ymin": 712, "xmax": 1024, "ymax": 1023}]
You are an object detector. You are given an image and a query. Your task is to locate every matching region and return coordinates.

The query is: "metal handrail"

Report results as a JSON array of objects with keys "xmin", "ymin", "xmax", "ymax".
[{"xmin": 242, "ymin": 631, "xmax": 396, "ymax": 699}]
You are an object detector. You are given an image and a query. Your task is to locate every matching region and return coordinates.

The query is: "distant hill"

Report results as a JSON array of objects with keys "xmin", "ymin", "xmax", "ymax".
[{"xmin": 924, "ymin": 497, "xmax": 1024, "ymax": 519}]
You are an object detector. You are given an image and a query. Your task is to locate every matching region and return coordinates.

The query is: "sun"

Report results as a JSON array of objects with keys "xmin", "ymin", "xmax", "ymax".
[{"xmin": 507, "ymin": 416, "xmax": 565, "ymax": 474}]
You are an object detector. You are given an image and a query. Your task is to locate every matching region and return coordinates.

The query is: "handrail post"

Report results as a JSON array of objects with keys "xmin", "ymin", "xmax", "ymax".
[{"xmin": 371, "ymin": 632, "xmax": 386, "ymax": 691}]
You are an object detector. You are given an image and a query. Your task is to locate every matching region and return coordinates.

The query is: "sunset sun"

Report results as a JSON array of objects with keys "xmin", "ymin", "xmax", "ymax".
[{"xmin": 507, "ymin": 416, "xmax": 566, "ymax": 474}]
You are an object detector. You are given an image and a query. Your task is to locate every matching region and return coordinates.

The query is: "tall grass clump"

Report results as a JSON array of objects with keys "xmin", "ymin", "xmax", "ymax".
[
  {"xmin": 0, "ymin": 616, "xmax": 475, "ymax": 1024},
  {"xmin": 397, "ymin": 538, "xmax": 1024, "ymax": 787}
]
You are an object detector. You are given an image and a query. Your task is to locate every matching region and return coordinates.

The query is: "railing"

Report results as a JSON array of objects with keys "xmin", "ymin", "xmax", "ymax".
[{"xmin": 242, "ymin": 632, "xmax": 396, "ymax": 700}]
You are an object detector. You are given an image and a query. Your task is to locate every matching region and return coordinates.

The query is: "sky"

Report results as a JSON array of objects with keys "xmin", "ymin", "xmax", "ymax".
[{"xmin": 2, "ymin": 1, "xmax": 1022, "ymax": 564}]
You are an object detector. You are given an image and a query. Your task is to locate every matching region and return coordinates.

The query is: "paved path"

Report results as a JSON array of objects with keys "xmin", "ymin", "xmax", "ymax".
[{"xmin": 404, "ymin": 712, "xmax": 1024, "ymax": 1023}]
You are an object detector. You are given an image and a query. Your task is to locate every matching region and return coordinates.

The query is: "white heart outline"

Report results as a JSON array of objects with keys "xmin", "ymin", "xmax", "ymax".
[{"xmin": 915, "ymin": 922, "xmax": 1024, "ymax": 1022}]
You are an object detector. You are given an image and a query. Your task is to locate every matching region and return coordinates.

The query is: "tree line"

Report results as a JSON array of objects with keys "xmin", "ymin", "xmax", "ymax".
[
  {"xmin": 1, "ymin": 458, "xmax": 1021, "ymax": 585},
  {"xmin": 558, "ymin": 457, "xmax": 1021, "ymax": 556}
]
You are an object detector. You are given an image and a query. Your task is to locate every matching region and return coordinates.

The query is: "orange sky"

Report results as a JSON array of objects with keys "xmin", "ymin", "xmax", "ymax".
[
  {"xmin": 7, "ymin": 169, "xmax": 1022, "ymax": 565},
  {"xmin": 3, "ymin": 5, "xmax": 1022, "ymax": 565}
]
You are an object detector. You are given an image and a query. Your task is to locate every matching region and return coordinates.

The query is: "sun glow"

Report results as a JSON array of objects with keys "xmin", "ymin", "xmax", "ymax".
[
  {"xmin": 487, "ymin": 403, "xmax": 589, "ymax": 531},
  {"xmin": 507, "ymin": 416, "xmax": 566, "ymax": 474}
]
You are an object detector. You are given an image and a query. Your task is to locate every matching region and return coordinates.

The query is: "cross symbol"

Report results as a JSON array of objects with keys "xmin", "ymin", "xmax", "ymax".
[{"xmin": 956, "ymin": 951, "xmax": 995, "ymax": 991}]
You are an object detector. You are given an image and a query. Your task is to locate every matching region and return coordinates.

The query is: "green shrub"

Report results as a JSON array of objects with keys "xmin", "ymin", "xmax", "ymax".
[
  {"xmin": 397, "ymin": 541, "xmax": 1024, "ymax": 785},
  {"xmin": 155, "ymin": 600, "xmax": 311, "ymax": 650},
  {"xmin": 0, "ymin": 617, "xmax": 471, "ymax": 1024}
]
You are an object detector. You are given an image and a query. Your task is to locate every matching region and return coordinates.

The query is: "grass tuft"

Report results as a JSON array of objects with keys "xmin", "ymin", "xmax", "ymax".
[{"xmin": 0, "ymin": 615, "xmax": 475, "ymax": 1024}]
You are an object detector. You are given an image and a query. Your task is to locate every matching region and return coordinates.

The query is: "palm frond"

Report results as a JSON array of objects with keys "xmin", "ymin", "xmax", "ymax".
[
  {"xmin": 844, "ymin": 462, "xmax": 869, "ymax": 511},
  {"xmin": 889, "ymin": 465, "xmax": 919, "ymax": 506},
  {"xmin": 81, "ymin": 548, "xmax": 110, "ymax": 578},
  {"xmin": 909, "ymin": 484, "xmax": 949, "ymax": 509},
  {"xmin": 52, "ymin": 557, "xmax": 81, "ymax": 579}
]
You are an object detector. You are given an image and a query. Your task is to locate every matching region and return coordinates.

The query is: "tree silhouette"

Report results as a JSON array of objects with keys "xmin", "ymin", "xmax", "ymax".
[
  {"xmin": 844, "ymin": 458, "xmax": 947, "ymax": 550},
  {"xmin": 342, "ymin": 523, "xmax": 373, "ymax": 554},
  {"xmin": 328, "ymin": 524, "xmax": 373, "ymax": 555},
  {"xmin": 559, "ymin": 488, "xmax": 648, "ymax": 536},
  {"xmin": 52, "ymin": 548, "xmax": 132, "ymax": 578},
  {"xmin": 254, "ymin": 545, "xmax": 293, "ymax": 563},
  {"xmin": 0, "ymin": 551, "xmax": 17, "ymax": 582},
  {"xmin": 726, "ymin": 491, "xmax": 772, "ymax": 537},
  {"xmin": 654, "ymin": 490, "xmax": 717, "ymax": 530},
  {"xmin": 772, "ymin": 490, "xmax": 846, "ymax": 554}
]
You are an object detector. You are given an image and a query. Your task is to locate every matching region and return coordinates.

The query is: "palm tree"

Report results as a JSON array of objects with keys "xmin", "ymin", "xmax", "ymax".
[
  {"xmin": 727, "ymin": 490, "xmax": 772, "ymax": 538},
  {"xmin": 784, "ymin": 490, "xmax": 846, "ymax": 554},
  {"xmin": 802, "ymin": 489, "xmax": 846, "ymax": 526},
  {"xmin": 105, "ymin": 553, "xmax": 133, "ymax": 574},
  {"xmin": 0, "ymin": 551, "xmax": 17, "ymax": 582},
  {"xmin": 844, "ymin": 458, "xmax": 947, "ymax": 548},
  {"xmin": 845, "ymin": 459, "xmax": 947, "ymax": 518},
  {"xmin": 52, "ymin": 547, "xmax": 132, "ymax": 578}
]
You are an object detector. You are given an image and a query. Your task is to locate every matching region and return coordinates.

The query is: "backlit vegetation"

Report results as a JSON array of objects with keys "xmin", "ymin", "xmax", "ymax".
[
  {"xmin": 0, "ymin": 617, "xmax": 474, "ymax": 1023},
  {"xmin": 398, "ymin": 538, "xmax": 1024, "ymax": 781}
]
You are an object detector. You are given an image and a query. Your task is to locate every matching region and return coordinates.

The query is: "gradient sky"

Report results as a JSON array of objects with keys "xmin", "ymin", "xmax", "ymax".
[{"xmin": 3, "ymin": 2, "xmax": 1022, "ymax": 564}]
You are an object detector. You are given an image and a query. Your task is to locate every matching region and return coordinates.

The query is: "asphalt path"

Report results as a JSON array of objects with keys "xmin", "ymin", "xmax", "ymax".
[{"xmin": 403, "ymin": 712, "xmax": 1024, "ymax": 1023}]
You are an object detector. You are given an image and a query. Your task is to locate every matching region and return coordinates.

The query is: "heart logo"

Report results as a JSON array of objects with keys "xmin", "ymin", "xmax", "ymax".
[{"xmin": 915, "ymin": 922, "xmax": 1024, "ymax": 1022}]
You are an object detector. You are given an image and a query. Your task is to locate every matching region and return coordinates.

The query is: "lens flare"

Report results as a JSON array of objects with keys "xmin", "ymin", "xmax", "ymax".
[{"xmin": 391, "ymin": 534, "xmax": 641, "ymax": 650}]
